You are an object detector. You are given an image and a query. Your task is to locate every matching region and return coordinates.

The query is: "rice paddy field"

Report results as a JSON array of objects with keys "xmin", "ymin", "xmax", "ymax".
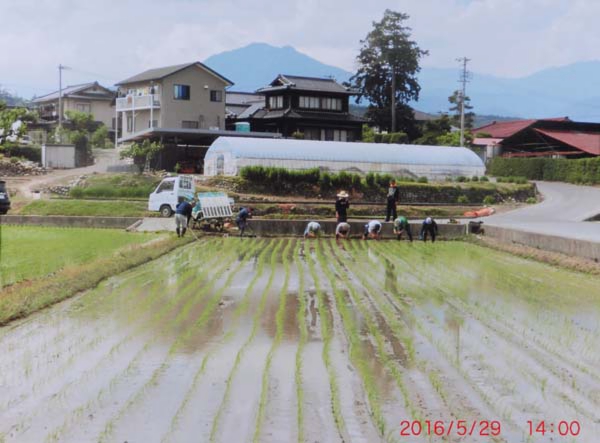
[
  {"xmin": 1, "ymin": 237, "xmax": 599, "ymax": 443},
  {"xmin": 0, "ymin": 226, "xmax": 156, "ymax": 287}
]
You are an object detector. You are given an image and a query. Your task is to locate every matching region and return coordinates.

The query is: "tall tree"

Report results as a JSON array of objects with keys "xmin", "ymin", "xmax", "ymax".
[
  {"xmin": 448, "ymin": 90, "xmax": 474, "ymax": 130},
  {"xmin": 351, "ymin": 10, "xmax": 428, "ymax": 138}
]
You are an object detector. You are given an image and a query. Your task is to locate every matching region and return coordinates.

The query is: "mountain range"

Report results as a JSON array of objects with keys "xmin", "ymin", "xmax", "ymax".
[{"xmin": 204, "ymin": 43, "xmax": 600, "ymax": 122}]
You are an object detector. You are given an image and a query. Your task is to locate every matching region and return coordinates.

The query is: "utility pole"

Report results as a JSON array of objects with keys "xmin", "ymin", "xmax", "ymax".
[
  {"xmin": 57, "ymin": 64, "xmax": 70, "ymax": 131},
  {"xmin": 456, "ymin": 57, "xmax": 471, "ymax": 146}
]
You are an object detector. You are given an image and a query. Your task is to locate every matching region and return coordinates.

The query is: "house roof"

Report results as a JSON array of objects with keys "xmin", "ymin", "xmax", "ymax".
[
  {"xmin": 473, "ymin": 117, "xmax": 570, "ymax": 139},
  {"xmin": 534, "ymin": 128, "xmax": 600, "ymax": 156},
  {"xmin": 226, "ymin": 91, "xmax": 264, "ymax": 106},
  {"xmin": 257, "ymin": 74, "xmax": 355, "ymax": 94},
  {"xmin": 250, "ymin": 108, "xmax": 367, "ymax": 122},
  {"xmin": 115, "ymin": 62, "xmax": 234, "ymax": 86},
  {"xmin": 32, "ymin": 82, "xmax": 113, "ymax": 103}
]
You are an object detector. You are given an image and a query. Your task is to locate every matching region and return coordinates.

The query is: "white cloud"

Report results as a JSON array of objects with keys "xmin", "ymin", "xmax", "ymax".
[{"xmin": 0, "ymin": 0, "xmax": 599, "ymax": 98}]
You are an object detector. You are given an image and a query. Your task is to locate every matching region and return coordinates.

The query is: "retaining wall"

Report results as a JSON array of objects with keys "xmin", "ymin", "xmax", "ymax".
[
  {"xmin": 484, "ymin": 225, "xmax": 600, "ymax": 262},
  {"xmin": 247, "ymin": 219, "xmax": 467, "ymax": 239},
  {"xmin": 0, "ymin": 215, "xmax": 140, "ymax": 229}
]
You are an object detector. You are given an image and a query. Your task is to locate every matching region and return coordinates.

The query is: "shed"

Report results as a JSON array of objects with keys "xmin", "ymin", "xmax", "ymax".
[
  {"xmin": 204, "ymin": 137, "xmax": 485, "ymax": 180},
  {"xmin": 42, "ymin": 144, "xmax": 76, "ymax": 169}
]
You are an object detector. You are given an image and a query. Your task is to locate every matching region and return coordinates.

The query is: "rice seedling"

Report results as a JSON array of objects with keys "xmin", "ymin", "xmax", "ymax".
[{"xmin": 294, "ymin": 240, "xmax": 308, "ymax": 443}]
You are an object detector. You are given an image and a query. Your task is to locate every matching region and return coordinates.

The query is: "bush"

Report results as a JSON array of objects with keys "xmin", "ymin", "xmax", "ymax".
[
  {"xmin": 480, "ymin": 176, "xmax": 489, "ymax": 182},
  {"xmin": 456, "ymin": 176, "xmax": 467, "ymax": 182},
  {"xmin": 417, "ymin": 176, "xmax": 428, "ymax": 183},
  {"xmin": 489, "ymin": 157, "xmax": 600, "ymax": 185},
  {"xmin": 526, "ymin": 197, "xmax": 537, "ymax": 204},
  {"xmin": 471, "ymin": 176, "xmax": 479, "ymax": 182},
  {"xmin": 365, "ymin": 172, "xmax": 376, "ymax": 187},
  {"xmin": 483, "ymin": 195, "xmax": 496, "ymax": 205},
  {"xmin": 457, "ymin": 195, "xmax": 469, "ymax": 204},
  {"xmin": 90, "ymin": 125, "xmax": 110, "ymax": 148}
]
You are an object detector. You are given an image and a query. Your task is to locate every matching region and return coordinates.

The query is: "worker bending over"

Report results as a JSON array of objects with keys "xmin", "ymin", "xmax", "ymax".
[
  {"xmin": 393, "ymin": 216, "xmax": 413, "ymax": 241},
  {"xmin": 175, "ymin": 197, "xmax": 193, "ymax": 237},
  {"xmin": 420, "ymin": 217, "xmax": 438, "ymax": 242},
  {"xmin": 304, "ymin": 221, "xmax": 322, "ymax": 239},
  {"xmin": 335, "ymin": 222, "xmax": 351, "ymax": 240},
  {"xmin": 362, "ymin": 220, "xmax": 382, "ymax": 240},
  {"xmin": 236, "ymin": 207, "xmax": 253, "ymax": 237}
]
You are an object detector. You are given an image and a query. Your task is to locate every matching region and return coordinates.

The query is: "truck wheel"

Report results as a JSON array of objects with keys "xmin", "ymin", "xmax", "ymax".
[{"xmin": 160, "ymin": 205, "xmax": 173, "ymax": 217}]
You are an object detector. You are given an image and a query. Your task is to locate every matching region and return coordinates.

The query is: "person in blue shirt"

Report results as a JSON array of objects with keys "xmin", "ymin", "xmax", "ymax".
[
  {"xmin": 236, "ymin": 207, "xmax": 253, "ymax": 237},
  {"xmin": 175, "ymin": 197, "xmax": 193, "ymax": 237}
]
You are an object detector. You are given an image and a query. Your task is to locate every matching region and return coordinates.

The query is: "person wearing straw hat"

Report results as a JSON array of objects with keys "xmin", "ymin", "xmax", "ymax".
[{"xmin": 335, "ymin": 190, "xmax": 350, "ymax": 223}]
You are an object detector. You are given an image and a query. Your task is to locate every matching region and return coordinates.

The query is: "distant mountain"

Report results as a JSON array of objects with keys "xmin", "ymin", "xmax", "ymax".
[
  {"xmin": 204, "ymin": 43, "xmax": 600, "ymax": 122},
  {"xmin": 204, "ymin": 43, "xmax": 352, "ymax": 92},
  {"xmin": 0, "ymin": 86, "xmax": 27, "ymax": 107}
]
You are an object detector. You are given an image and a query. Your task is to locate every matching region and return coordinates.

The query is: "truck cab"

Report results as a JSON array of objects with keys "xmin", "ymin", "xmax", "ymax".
[
  {"xmin": 0, "ymin": 181, "xmax": 10, "ymax": 215},
  {"xmin": 148, "ymin": 175, "xmax": 195, "ymax": 217}
]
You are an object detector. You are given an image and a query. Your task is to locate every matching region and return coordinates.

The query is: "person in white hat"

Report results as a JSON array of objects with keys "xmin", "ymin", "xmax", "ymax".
[
  {"xmin": 420, "ymin": 217, "xmax": 438, "ymax": 242},
  {"xmin": 335, "ymin": 190, "xmax": 350, "ymax": 223}
]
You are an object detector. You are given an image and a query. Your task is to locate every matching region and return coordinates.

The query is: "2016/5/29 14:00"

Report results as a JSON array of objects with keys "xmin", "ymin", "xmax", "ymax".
[
  {"xmin": 399, "ymin": 420, "xmax": 502, "ymax": 437},
  {"xmin": 527, "ymin": 420, "xmax": 581, "ymax": 436}
]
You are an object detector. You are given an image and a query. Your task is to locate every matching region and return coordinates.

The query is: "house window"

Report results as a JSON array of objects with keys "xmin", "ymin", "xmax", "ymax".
[
  {"xmin": 148, "ymin": 120, "xmax": 158, "ymax": 128},
  {"xmin": 126, "ymin": 115, "xmax": 133, "ymax": 132},
  {"xmin": 302, "ymin": 128, "xmax": 320, "ymax": 140},
  {"xmin": 299, "ymin": 96, "xmax": 320, "ymax": 109},
  {"xmin": 182, "ymin": 120, "xmax": 199, "ymax": 129},
  {"xmin": 210, "ymin": 90, "xmax": 223, "ymax": 102},
  {"xmin": 174, "ymin": 84, "xmax": 190, "ymax": 100},
  {"xmin": 322, "ymin": 97, "xmax": 342, "ymax": 111},
  {"xmin": 269, "ymin": 95, "xmax": 283, "ymax": 109},
  {"xmin": 76, "ymin": 103, "xmax": 91, "ymax": 113}
]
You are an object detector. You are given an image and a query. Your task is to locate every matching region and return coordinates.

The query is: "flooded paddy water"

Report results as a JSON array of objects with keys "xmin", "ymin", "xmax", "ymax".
[{"xmin": 1, "ymin": 237, "xmax": 600, "ymax": 443}]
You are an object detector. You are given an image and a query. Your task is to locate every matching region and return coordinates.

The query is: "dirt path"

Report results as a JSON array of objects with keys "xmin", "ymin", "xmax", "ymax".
[{"xmin": 1, "ymin": 238, "xmax": 600, "ymax": 442}]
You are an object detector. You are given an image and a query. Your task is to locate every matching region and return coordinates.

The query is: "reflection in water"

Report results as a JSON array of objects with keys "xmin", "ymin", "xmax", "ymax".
[{"xmin": 444, "ymin": 309, "xmax": 464, "ymax": 365}]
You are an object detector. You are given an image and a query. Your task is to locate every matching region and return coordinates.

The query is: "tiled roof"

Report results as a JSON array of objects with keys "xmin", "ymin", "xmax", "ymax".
[
  {"xmin": 32, "ymin": 82, "xmax": 112, "ymax": 102},
  {"xmin": 115, "ymin": 62, "xmax": 233, "ymax": 86},
  {"xmin": 473, "ymin": 117, "xmax": 570, "ymax": 138},
  {"xmin": 534, "ymin": 128, "xmax": 600, "ymax": 156},
  {"xmin": 257, "ymin": 74, "xmax": 355, "ymax": 94},
  {"xmin": 226, "ymin": 92, "xmax": 264, "ymax": 105},
  {"xmin": 251, "ymin": 108, "xmax": 366, "ymax": 122}
]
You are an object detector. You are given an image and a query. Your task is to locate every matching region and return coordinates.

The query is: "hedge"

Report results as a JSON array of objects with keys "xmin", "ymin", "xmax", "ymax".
[
  {"xmin": 489, "ymin": 157, "xmax": 600, "ymax": 184},
  {"xmin": 238, "ymin": 166, "xmax": 535, "ymax": 203},
  {"xmin": 2, "ymin": 146, "xmax": 42, "ymax": 163}
]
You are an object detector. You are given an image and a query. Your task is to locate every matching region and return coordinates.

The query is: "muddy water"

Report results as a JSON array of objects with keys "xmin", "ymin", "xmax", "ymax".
[{"xmin": 2, "ymin": 238, "xmax": 600, "ymax": 443}]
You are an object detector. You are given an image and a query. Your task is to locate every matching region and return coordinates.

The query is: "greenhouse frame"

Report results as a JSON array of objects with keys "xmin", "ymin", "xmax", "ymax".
[{"xmin": 204, "ymin": 136, "xmax": 486, "ymax": 179}]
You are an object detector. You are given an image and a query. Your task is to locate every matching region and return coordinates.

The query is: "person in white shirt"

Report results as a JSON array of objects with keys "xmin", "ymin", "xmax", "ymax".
[
  {"xmin": 303, "ymin": 221, "xmax": 322, "ymax": 239},
  {"xmin": 335, "ymin": 222, "xmax": 351, "ymax": 240},
  {"xmin": 362, "ymin": 220, "xmax": 382, "ymax": 240}
]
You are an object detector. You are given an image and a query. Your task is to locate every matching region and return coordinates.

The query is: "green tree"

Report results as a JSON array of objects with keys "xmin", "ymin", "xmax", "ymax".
[
  {"xmin": 65, "ymin": 110, "xmax": 96, "ymax": 132},
  {"xmin": 351, "ymin": 10, "xmax": 428, "ymax": 139},
  {"xmin": 435, "ymin": 130, "xmax": 474, "ymax": 147},
  {"xmin": 448, "ymin": 90, "xmax": 474, "ymax": 129},
  {"xmin": 91, "ymin": 125, "xmax": 110, "ymax": 148},
  {"xmin": 414, "ymin": 114, "xmax": 452, "ymax": 145},
  {"xmin": 119, "ymin": 140, "xmax": 163, "ymax": 173}
]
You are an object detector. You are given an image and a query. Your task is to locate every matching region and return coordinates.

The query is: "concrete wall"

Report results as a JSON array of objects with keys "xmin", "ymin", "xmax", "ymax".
[
  {"xmin": 0, "ymin": 215, "xmax": 140, "ymax": 229},
  {"xmin": 42, "ymin": 144, "xmax": 76, "ymax": 169},
  {"xmin": 485, "ymin": 225, "xmax": 600, "ymax": 262},
  {"xmin": 246, "ymin": 219, "xmax": 467, "ymax": 239}
]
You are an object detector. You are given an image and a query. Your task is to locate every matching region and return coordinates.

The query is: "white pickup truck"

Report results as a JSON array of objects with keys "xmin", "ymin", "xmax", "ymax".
[{"xmin": 148, "ymin": 175, "xmax": 195, "ymax": 217}]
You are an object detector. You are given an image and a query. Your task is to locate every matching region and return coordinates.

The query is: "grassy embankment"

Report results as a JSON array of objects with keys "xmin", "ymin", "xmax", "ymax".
[
  {"xmin": 0, "ymin": 226, "xmax": 192, "ymax": 325},
  {"xmin": 17, "ymin": 199, "xmax": 153, "ymax": 217}
]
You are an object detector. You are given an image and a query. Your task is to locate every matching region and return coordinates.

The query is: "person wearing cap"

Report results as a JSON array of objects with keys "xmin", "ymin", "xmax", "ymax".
[
  {"xmin": 420, "ymin": 217, "xmax": 439, "ymax": 242},
  {"xmin": 385, "ymin": 180, "xmax": 400, "ymax": 222},
  {"xmin": 236, "ymin": 206, "xmax": 253, "ymax": 237},
  {"xmin": 393, "ymin": 216, "xmax": 413, "ymax": 241},
  {"xmin": 335, "ymin": 222, "xmax": 351, "ymax": 240},
  {"xmin": 362, "ymin": 220, "xmax": 382, "ymax": 240},
  {"xmin": 335, "ymin": 190, "xmax": 350, "ymax": 223},
  {"xmin": 175, "ymin": 196, "xmax": 193, "ymax": 237},
  {"xmin": 304, "ymin": 221, "xmax": 322, "ymax": 239}
]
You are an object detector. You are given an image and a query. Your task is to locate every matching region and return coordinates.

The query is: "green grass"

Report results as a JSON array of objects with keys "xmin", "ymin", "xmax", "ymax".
[
  {"xmin": 18, "ymin": 199, "xmax": 153, "ymax": 217},
  {"xmin": 0, "ymin": 226, "xmax": 157, "ymax": 287},
  {"xmin": 70, "ymin": 173, "xmax": 161, "ymax": 199}
]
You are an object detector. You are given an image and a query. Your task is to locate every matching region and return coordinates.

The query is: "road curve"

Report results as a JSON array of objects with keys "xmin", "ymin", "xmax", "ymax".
[{"xmin": 483, "ymin": 181, "xmax": 600, "ymax": 242}]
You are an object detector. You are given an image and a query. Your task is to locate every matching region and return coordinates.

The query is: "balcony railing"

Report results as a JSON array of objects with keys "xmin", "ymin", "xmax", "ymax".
[{"xmin": 116, "ymin": 94, "xmax": 160, "ymax": 111}]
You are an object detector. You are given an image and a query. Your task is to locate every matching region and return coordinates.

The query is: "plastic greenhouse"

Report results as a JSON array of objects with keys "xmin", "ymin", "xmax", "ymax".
[{"xmin": 204, "ymin": 137, "xmax": 485, "ymax": 180}]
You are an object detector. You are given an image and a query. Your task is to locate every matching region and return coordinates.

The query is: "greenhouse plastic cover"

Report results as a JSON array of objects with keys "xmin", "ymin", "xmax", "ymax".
[{"xmin": 207, "ymin": 137, "xmax": 484, "ymax": 167}]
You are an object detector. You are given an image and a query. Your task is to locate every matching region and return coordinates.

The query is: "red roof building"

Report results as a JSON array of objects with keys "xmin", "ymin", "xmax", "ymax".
[{"xmin": 473, "ymin": 118, "xmax": 600, "ymax": 158}]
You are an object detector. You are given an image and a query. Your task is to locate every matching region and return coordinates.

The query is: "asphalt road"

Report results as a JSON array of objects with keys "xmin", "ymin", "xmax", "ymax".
[{"xmin": 482, "ymin": 181, "xmax": 600, "ymax": 242}]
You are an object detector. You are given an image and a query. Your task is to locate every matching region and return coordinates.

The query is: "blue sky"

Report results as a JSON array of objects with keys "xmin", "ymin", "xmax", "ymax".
[{"xmin": 1, "ymin": 0, "xmax": 598, "ymax": 98}]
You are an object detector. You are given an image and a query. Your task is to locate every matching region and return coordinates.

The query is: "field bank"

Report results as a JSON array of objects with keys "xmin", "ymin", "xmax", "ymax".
[{"xmin": 1, "ymin": 238, "xmax": 599, "ymax": 443}]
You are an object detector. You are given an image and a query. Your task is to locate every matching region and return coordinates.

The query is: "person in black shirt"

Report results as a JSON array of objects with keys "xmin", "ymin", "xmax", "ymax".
[
  {"xmin": 420, "ymin": 217, "xmax": 439, "ymax": 242},
  {"xmin": 385, "ymin": 180, "xmax": 400, "ymax": 222},
  {"xmin": 335, "ymin": 190, "xmax": 349, "ymax": 223},
  {"xmin": 175, "ymin": 197, "xmax": 193, "ymax": 237}
]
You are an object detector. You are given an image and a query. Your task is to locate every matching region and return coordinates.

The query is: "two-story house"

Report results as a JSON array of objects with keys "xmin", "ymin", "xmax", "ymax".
[
  {"xmin": 115, "ymin": 62, "xmax": 233, "ymax": 141},
  {"xmin": 32, "ymin": 82, "xmax": 115, "ymax": 128},
  {"xmin": 231, "ymin": 74, "xmax": 366, "ymax": 141}
]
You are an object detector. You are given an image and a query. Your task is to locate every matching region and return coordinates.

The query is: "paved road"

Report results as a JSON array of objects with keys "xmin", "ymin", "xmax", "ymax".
[{"xmin": 482, "ymin": 181, "xmax": 600, "ymax": 242}]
